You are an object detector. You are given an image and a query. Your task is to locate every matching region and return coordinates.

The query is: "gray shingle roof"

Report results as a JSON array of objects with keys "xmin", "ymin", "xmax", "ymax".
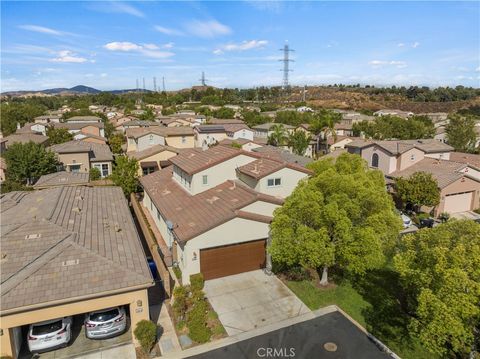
[
  {"xmin": 34, "ymin": 171, "xmax": 90, "ymax": 189},
  {"xmin": 346, "ymin": 139, "xmax": 453, "ymax": 155},
  {"xmin": 49, "ymin": 140, "xmax": 113, "ymax": 162},
  {"xmin": 4, "ymin": 133, "xmax": 49, "ymax": 147},
  {"xmin": 0, "ymin": 186, "xmax": 153, "ymax": 313}
]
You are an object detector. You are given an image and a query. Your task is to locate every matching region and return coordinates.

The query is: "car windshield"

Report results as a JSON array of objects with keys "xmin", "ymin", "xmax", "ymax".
[
  {"xmin": 32, "ymin": 320, "xmax": 63, "ymax": 335},
  {"xmin": 89, "ymin": 309, "xmax": 119, "ymax": 322}
]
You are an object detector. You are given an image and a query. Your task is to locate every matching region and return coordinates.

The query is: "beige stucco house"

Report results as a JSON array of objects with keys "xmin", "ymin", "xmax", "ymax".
[
  {"xmin": 49, "ymin": 141, "xmax": 114, "ymax": 177},
  {"xmin": 0, "ymin": 186, "xmax": 154, "ymax": 358},
  {"xmin": 126, "ymin": 127, "xmax": 194, "ymax": 152},
  {"xmin": 139, "ymin": 146, "xmax": 311, "ymax": 284},
  {"xmin": 127, "ymin": 144, "xmax": 181, "ymax": 176}
]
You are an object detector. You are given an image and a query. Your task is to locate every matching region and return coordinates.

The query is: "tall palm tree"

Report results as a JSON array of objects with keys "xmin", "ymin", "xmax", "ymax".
[
  {"xmin": 309, "ymin": 109, "xmax": 342, "ymax": 154},
  {"xmin": 267, "ymin": 124, "xmax": 287, "ymax": 146}
]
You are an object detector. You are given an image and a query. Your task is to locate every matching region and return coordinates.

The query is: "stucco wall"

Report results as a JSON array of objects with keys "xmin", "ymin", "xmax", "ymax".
[
  {"xmin": 397, "ymin": 147, "xmax": 425, "ymax": 171},
  {"xmin": 194, "ymin": 132, "xmax": 227, "ymax": 147},
  {"xmin": 137, "ymin": 134, "xmax": 165, "ymax": 152},
  {"xmin": 57, "ymin": 152, "xmax": 90, "ymax": 173},
  {"xmin": 165, "ymin": 135, "xmax": 195, "ymax": 149},
  {"xmin": 181, "ymin": 218, "xmax": 270, "ymax": 283},
  {"xmin": 0, "ymin": 289, "xmax": 150, "ymax": 357},
  {"xmin": 189, "ymin": 154, "xmax": 256, "ymax": 195},
  {"xmin": 425, "ymin": 152, "xmax": 451, "ymax": 160},
  {"xmin": 143, "ymin": 193, "xmax": 175, "ymax": 248},
  {"xmin": 231, "ymin": 129, "xmax": 254, "ymax": 141},
  {"xmin": 240, "ymin": 200, "xmax": 281, "ymax": 217},
  {"xmin": 255, "ymin": 167, "xmax": 308, "ymax": 198},
  {"xmin": 361, "ymin": 146, "xmax": 397, "ymax": 174},
  {"xmin": 136, "ymin": 150, "xmax": 177, "ymax": 176}
]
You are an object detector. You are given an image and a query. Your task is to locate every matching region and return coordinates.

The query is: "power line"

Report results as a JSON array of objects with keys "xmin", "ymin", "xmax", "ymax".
[{"xmin": 279, "ymin": 41, "xmax": 294, "ymax": 90}]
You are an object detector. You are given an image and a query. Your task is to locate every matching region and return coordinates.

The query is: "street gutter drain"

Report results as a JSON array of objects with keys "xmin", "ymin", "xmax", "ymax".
[{"xmin": 323, "ymin": 342, "xmax": 337, "ymax": 352}]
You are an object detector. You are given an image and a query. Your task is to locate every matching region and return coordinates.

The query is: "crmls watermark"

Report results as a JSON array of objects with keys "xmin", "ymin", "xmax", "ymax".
[{"xmin": 256, "ymin": 347, "xmax": 296, "ymax": 358}]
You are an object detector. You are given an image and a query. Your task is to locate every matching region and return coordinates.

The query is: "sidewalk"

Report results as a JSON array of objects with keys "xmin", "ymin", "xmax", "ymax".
[{"xmin": 151, "ymin": 303, "xmax": 182, "ymax": 356}]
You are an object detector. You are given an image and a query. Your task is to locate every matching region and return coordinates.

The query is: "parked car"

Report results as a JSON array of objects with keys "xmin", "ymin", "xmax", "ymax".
[
  {"xmin": 398, "ymin": 211, "xmax": 412, "ymax": 228},
  {"xmin": 27, "ymin": 317, "xmax": 72, "ymax": 353},
  {"xmin": 419, "ymin": 218, "xmax": 435, "ymax": 228},
  {"xmin": 85, "ymin": 306, "xmax": 127, "ymax": 339}
]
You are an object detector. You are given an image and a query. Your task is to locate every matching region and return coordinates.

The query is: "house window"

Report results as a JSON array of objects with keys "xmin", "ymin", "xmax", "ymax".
[
  {"xmin": 371, "ymin": 153, "xmax": 379, "ymax": 168},
  {"xmin": 181, "ymin": 136, "xmax": 186, "ymax": 144},
  {"xmin": 94, "ymin": 164, "xmax": 109, "ymax": 177},
  {"xmin": 157, "ymin": 209, "xmax": 161, "ymax": 221},
  {"xmin": 70, "ymin": 164, "xmax": 81, "ymax": 173},
  {"xmin": 202, "ymin": 175, "xmax": 208, "ymax": 185},
  {"xmin": 149, "ymin": 134, "xmax": 154, "ymax": 145},
  {"xmin": 410, "ymin": 154, "xmax": 415, "ymax": 161},
  {"xmin": 143, "ymin": 167, "xmax": 155, "ymax": 176},
  {"xmin": 267, "ymin": 178, "xmax": 281, "ymax": 187}
]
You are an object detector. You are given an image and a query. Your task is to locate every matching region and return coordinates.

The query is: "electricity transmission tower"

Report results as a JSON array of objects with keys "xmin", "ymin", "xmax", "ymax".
[
  {"xmin": 153, "ymin": 77, "xmax": 157, "ymax": 92},
  {"xmin": 136, "ymin": 79, "xmax": 139, "ymax": 93},
  {"xmin": 142, "ymin": 77, "xmax": 145, "ymax": 92},
  {"xmin": 199, "ymin": 71, "xmax": 208, "ymax": 86},
  {"xmin": 162, "ymin": 76, "xmax": 166, "ymax": 92},
  {"xmin": 279, "ymin": 41, "xmax": 294, "ymax": 90}
]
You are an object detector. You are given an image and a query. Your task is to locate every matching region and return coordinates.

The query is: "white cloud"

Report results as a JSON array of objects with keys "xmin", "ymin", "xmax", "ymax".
[
  {"xmin": 397, "ymin": 43, "xmax": 405, "ymax": 47},
  {"xmin": 369, "ymin": 60, "xmax": 407, "ymax": 69},
  {"xmin": 50, "ymin": 50, "xmax": 87, "ymax": 63},
  {"xmin": 103, "ymin": 41, "xmax": 174, "ymax": 59},
  {"xmin": 216, "ymin": 40, "xmax": 268, "ymax": 53},
  {"xmin": 104, "ymin": 42, "xmax": 143, "ymax": 51},
  {"xmin": 154, "ymin": 25, "xmax": 184, "ymax": 36},
  {"xmin": 184, "ymin": 20, "xmax": 231, "ymax": 38},
  {"xmin": 475, "ymin": 66, "xmax": 480, "ymax": 72},
  {"xmin": 90, "ymin": 2, "xmax": 144, "ymax": 17},
  {"xmin": 18, "ymin": 25, "xmax": 64, "ymax": 36},
  {"xmin": 101, "ymin": 73, "xmax": 108, "ymax": 78},
  {"xmin": 412, "ymin": 41, "xmax": 420, "ymax": 48},
  {"xmin": 163, "ymin": 42, "xmax": 175, "ymax": 49}
]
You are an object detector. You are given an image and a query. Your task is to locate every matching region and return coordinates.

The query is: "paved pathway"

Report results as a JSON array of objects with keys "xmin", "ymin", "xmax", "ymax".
[
  {"xmin": 150, "ymin": 303, "xmax": 182, "ymax": 355},
  {"xmin": 204, "ymin": 270, "xmax": 310, "ymax": 336}
]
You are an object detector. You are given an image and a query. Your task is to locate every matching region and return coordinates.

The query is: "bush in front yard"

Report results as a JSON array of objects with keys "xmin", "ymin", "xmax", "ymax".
[
  {"xmin": 173, "ymin": 285, "xmax": 188, "ymax": 320},
  {"xmin": 133, "ymin": 320, "xmax": 157, "ymax": 353},
  {"xmin": 187, "ymin": 301, "xmax": 211, "ymax": 343},
  {"xmin": 190, "ymin": 273, "xmax": 205, "ymax": 292},
  {"xmin": 89, "ymin": 167, "xmax": 101, "ymax": 181}
]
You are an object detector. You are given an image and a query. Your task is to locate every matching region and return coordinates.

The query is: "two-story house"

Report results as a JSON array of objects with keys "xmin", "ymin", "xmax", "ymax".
[
  {"xmin": 346, "ymin": 139, "xmax": 480, "ymax": 215},
  {"xmin": 126, "ymin": 127, "xmax": 195, "ymax": 152},
  {"xmin": 139, "ymin": 145, "xmax": 311, "ymax": 284},
  {"xmin": 194, "ymin": 124, "xmax": 254, "ymax": 148},
  {"xmin": 49, "ymin": 140, "xmax": 114, "ymax": 177}
]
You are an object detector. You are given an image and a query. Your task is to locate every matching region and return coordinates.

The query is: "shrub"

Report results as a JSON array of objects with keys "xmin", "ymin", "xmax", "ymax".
[
  {"xmin": 187, "ymin": 301, "xmax": 211, "ymax": 343},
  {"xmin": 190, "ymin": 273, "xmax": 205, "ymax": 292},
  {"xmin": 173, "ymin": 285, "xmax": 188, "ymax": 319},
  {"xmin": 133, "ymin": 320, "xmax": 157, "ymax": 353},
  {"xmin": 173, "ymin": 266, "xmax": 182, "ymax": 281},
  {"xmin": 89, "ymin": 167, "xmax": 101, "ymax": 181},
  {"xmin": 439, "ymin": 212, "xmax": 450, "ymax": 223},
  {"xmin": 284, "ymin": 266, "xmax": 311, "ymax": 281}
]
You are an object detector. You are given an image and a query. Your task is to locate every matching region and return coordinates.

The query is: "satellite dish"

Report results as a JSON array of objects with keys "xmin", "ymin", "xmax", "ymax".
[{"xmin": 166, "ymin": 220, "xmax": 174, "ymax": 230}]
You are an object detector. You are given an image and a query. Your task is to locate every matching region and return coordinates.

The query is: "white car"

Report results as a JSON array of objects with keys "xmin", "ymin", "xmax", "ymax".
[
  {"xmin": 28, "ymin": 317, "xmax": 72, "ymax": 353},
  {"xmin": 85, "ymin": 307, "xmax": 127, "ymax": 339},
  {"xmin": 401, "ymin": 213, "xmax": 412, "ymax": 228}
]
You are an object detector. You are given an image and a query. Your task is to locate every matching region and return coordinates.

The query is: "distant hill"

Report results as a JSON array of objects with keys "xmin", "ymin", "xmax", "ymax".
[{"xmin": 2, "ymin": 85, "xmax": 101, "ymax": 96}]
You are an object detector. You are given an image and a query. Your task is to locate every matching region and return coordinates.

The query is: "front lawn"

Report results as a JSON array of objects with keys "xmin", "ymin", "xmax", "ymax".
[{"xmin": 284, "ymin": 267, "xmax": 438, "ymax": 359}]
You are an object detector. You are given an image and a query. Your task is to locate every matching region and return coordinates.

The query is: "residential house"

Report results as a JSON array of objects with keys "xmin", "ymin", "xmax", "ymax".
[
  {"xmin": 252, "ymin": 123, "xmax": 295, "ymax": 139},
  {"xmin": 76, "ymin": 133, "xmax": 108, "ymax": 144},
  {"xmin": 33, "ymin": 171, "xmax": 90, "ymax": 189},
  {"xmin": 49, "ymin": 141, "xmax": 114, "ymax": 177},
  {"xmin": 3, "ymin": 133, "xmax": 49, "ymax": 148},
  {"xmin": 52, "ymin": 122, "xmax": 105, "ymax": 139},
  {"xmin": 251, "ymin": 145, "xmax": 313, "ymax": 167},
  {"xmin": 170, "ymin": 113, "xmax": 207, "ymax": 126},
  {"xmin": 0, "ymin": 186, "xmax": 153, "ymax": 358},
  {"xmin": 122, "ymin": 120, "xmax": 161, "ymax": 132},
  {"xmin": 328, "ymin": 135, "xmax": 357, "ymax": 151},
  {"xmin": 345, "ymin": 139, "xmax": 479, "ymax": 215},
  {"xmin": 218, "ymin": 138, "xmax": 264, "ymax": 152},
  {"xmin": 127, "ymin": 144, "xmax": 181, "ymax": 176},
  {"xmin": 16, "ymin": 122, "xmax": 48, "ymax": 136},
  {"xmin": 126, "ymin": 127, "xmax": 194, "ymax": 152},
  {"xmin": 208, "ymin": 118, "xmax": 245, "ymax": 125},
  {"xmin": 449, "ymin": 152, "xmax": 480, "ymax": 180},
  {"xmin": 373, "ymin": 109, "xmax": 413, "ymax": 118},
  {"xmin": 34, "ymin": 115, "xmax": 61, "ymax": 124},
  {"xmin": 194, "ymin": 124, "xmax": 254, "ymax": 148},
  {"xmin": 334, "ymin": 122, "xmax": 354, "ymax": 137},
  {"xmin": 139, "ymin": 145, "xmax": 311, "ymax": 284},
  {"xmin": 63, "ymin": 116, "xmax": 102, "ymax": 124},
  {"xmin": 434, "ymin": 126, "xmax": 447, "ymax": 143}
]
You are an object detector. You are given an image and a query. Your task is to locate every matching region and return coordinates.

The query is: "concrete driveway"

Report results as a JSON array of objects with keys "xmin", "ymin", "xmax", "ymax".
[{"xmin": 204, "ymin": 270, "xmax": 310, "ymax": 336}]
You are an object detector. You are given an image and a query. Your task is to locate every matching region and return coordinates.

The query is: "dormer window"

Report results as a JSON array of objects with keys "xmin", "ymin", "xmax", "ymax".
[{"xmin": 203, "ymin": 175, "xmax": 208, "ymax": 185}]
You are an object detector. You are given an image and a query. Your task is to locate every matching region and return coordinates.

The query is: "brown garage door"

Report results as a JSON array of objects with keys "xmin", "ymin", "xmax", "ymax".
[{"xmin": 200, "ymin": 239, "xmax": 266, "ymax": 280}]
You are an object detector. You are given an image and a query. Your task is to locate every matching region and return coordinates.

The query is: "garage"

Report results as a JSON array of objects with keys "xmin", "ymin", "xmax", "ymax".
[
  {"xmin": 444, "ymin": 191, "xmax": 473, "ymax": 213},
  {"xmin": 200, "ymin": 239, "xmax": 266, "ymax": 280}
]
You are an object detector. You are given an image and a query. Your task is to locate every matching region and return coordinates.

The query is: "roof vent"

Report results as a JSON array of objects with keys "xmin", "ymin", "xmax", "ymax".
[
  {"xmin": 75, "ymin": 195, "xmax": 83, "ymax": 201},
  {"xmin": 229, "ymin": 182, "xmax": 236, "ymax": 190},
  {"xmin": 72, "ymin": 207, "xmax": 82, "ymax": 213},
  {"xmin": 206, "ymin": 196, "xmax": 219, "ymax": 204},
  {"xmin": 59, "ymin": 177, "xmax": 67, "ymax": 182},
  {"xmin": 62, "ymin": 259, "xmax": 79, "ymax": 267},
  {"xmin": 68, "ymin": 219, "xmax": 75, "ymax": 225},
  {"xmin": 162, "ymin": 189, "xmax": 171, "ymax": 196},
  {"xmin": 25, "ymin": 233, "xmax": 41, "ymax": 240},
  {"xmin": 188, "ymin": 222, "xmax": 196, "ymax": 227}
]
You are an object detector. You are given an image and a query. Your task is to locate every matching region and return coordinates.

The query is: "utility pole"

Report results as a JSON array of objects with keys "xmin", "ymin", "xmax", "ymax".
[
  {"xmin": 162, "ymin": 76, "xmax": 166, "ymax": 92},
  {"xmin": 279, "ymin": 41, "xmax": 294, "ymax": 90},
  {"xmin": 153, "ymin": 77, "xmax": 157, "ymax": 92},
  {"xmin": 142, "ymin": 77, "xmax": 145, "ymax": 92}
]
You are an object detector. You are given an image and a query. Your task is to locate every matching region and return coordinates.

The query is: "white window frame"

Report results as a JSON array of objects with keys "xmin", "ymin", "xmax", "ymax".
[
  {"xmin": 202, "ymin": 175, "xmax": 208, "ymax": 185},
  {"xmin": 267, "ymin": 177, "xmax": 282, "ymax": 187}
]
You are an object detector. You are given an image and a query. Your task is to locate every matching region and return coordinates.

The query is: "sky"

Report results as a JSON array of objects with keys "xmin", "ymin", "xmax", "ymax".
[{"xmin": 1, "ymin": 1, "xmax": 479, "ymax": 91}]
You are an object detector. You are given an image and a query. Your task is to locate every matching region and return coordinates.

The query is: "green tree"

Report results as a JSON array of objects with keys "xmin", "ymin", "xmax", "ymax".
[
  {"xmin": 287, "ymin": 130, "xmax": 311, "ymax": 156},
  {"xmin": 89, "ymin": 167, "xmax": 101, "ymax": 181},
  {"xmin": 394, "ymin": 220, "xmax": 480, "ymax": 356},
  {"xmin": 309, "ymin": 109, "xmax": 342, "ymax": 153},
  {"xmin": 111, "ymin": 156, "xmax": 139, "ymax": 195},
  {"xmin": 0, "ymin": 102, "xmax": 46, "ymax": 136},
  {"xmin": 395, "ymin": 171, "xmax": 440, "ymax": 210},
  {"xmin": 353, "ymin": 115, "xmax": 436, "ymax": 140},
  {"xmin": 446, "ymin": 115, "xmax": 477, "ymax": 153},
  {"xmin": 139, "ymin": 108, "xmax": 155, "ymax": 121},
  {"xmin": 267, "ymin": 124, "xmax": 287, "ymax": 146},
  {"xmin": 4, "ymin": 142, "xmax": 58, "ymax": 185},
  {"xmin": 46, "ymin": 127, "xmax": 73, "ymax": 145},
  {"xmin": 213, "ymin": 107, "xmax": 235, "ymax": 119},
  {"xmin": 270, "ymin": 153, "xmax": 402, "ymax": 285},
  {"xmin": 108, "ymin": 133, "xmax": 124, "ymax": 154}
]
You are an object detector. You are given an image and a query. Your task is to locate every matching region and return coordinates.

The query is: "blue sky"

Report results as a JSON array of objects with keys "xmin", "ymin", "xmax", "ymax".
[{"xmin": 1, "ymin": 1, "xmax": 479, "ymax": 91}]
